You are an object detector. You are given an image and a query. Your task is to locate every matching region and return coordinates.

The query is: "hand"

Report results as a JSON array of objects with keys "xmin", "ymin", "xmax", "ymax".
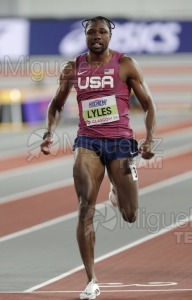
[
  {"xmin": 139, "ymin": 140, "xmax": 155, "ymax": 160},
  {"xmin": 40, "ymin": 132, "xmax": 53, "ymax": 155}
]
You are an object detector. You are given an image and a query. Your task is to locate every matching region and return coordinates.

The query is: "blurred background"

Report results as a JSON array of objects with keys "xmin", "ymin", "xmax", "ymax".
[
  {"xmin": 1, "ymin": 1, "xmax": 192, "ymax": 293},
  {"xmin": 0, "ymin": 0, "xmax": 192, "ymax": 132}
]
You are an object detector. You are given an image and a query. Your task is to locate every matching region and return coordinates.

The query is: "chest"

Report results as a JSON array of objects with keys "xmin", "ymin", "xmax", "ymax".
[{"xmin": 77, "ymin": 74, "xmax": 114, "ymax": 89}]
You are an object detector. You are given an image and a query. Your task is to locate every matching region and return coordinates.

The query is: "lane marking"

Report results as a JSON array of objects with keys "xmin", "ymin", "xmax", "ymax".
[
  {"xmin": 0, "ymin": 122, "xmax": 191, "ymax": 160},
  {"xmin": 1, "ymin": 171, "xmax": 192, "ymax": 244},
  {"xmin": 2, "ymin": 288, "xmax": 192, "ymax": 293},
  {"xmin": 9, "ymin": 171, "xmax": 190, "ymax": 292},
  {"xmin": 139, "ymin": 170, "xmax": 192, "ymax": 196},
  {"xmin": 99, "ymin": 282, "xmax": 178, "ymax": 287},
  {"xmin": 0, "ymin": 156, "xmax": 74, "ymax": 179},
  {"xmin": 0, "ymin": 140, "xmax": 191, "ymax": 293},
  {"xmin": 0, "ymin": 210, "xmax": 78, "ymax": 242},
  {"xmin": 155, "ymin": 126, "xmax": 192, "ymax": 139},
  {"xmin": 1, "ymin": 145, "xmax": 191, "ymax": 205},
  {"xmin": 24, "ymin": 221, "xmax": 192, "ymax": 290},
  {"xmin": 0, "ymin": 178, "xmax": 74, "ymax": 205},
  {"xmin": 1, "ymin": 126, "xmax": 191, "ymax": 177}
]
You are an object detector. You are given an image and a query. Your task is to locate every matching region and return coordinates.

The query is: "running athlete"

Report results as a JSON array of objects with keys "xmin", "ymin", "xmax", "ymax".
[{"xmin": 41, "ymin": 16, "xmax": 156, "ymax": 300}]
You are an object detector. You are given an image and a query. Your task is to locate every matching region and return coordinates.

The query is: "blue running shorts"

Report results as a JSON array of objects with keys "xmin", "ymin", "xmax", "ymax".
[{"xmin": 73, "ymin": 136, "xmax": 138, "ymax": 165}]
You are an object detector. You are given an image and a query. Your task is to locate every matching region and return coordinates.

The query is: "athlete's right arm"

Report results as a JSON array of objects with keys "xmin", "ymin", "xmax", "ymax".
[{"xmin": 41, "ymin": 61, "xmax": 75, "ymax": 155}]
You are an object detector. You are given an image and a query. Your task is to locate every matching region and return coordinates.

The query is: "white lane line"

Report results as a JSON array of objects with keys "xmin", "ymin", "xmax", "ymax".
[
  {"xmin": 0, "ymin": 178, "xmax": 74, "ymax": 205},
  {"xmin": 139, "ymin": 170, "xmax": 192, "ymax": 196},
  {"xmin": 1, "ymin": 145, "xmax": 191, "ymax": 205},
  {"xmin": 0, "ymin": 209, "xmax": 84, "ymax": 243},
  {"xmin": 24, "ymin": 216, "xmax": 192, "ymax": 292},
  {"xmin": 0, "ymin": 156, "xmax": 74, "ymax": 179},
  {"xmin": 1, "ymin": 129, "xmax": 191, "ymax": 179},
  {"xmin": 151, "ymin": 144, "xmax": 191, "ymax": 158},
  {"xmin": 0, "ymin": 124, "xmax": 191, "ymax": 160},
  {"xmin": 157, "ymin": 126, "xmax": 192, "ymax": 139},
  {"xmin": 0, "ymin": 171, "xmax": 191, "ymax": 244},
  {"xmin": 0, "ymin": 201, "xmax": 103, "ymax": 243},
  {"xmin": 100, "ymin": 289, "xmax": 192, "ymax": 292},
  {"xmin": 22, "ymin": 171, "xmax": 192, "ymax": 292},
  {"xmin": 1, "ymin": 288, "xmax": 192, "ymax": 293}
]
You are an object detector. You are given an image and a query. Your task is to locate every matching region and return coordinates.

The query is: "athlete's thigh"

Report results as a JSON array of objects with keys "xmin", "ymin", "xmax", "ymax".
[{"xmin": 73, "ymin": 147, "xmax": 105, "ymax": 204}]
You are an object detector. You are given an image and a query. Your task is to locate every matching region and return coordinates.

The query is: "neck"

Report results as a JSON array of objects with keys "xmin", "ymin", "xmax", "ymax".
[{"xmin": 87, "ymin": 49, "xmax": 113, "ymax": 66}]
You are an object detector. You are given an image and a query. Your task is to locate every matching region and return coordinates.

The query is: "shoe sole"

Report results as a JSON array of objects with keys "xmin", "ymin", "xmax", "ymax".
[{"xmin": 80, "ymin": 290, "xmax": 100, "ymax": 299}]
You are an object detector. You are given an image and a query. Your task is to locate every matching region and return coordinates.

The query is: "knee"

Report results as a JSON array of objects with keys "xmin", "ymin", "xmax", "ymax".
[{"xmin": 121, "ymin": 208, "xmax": 138, "ymax": 223}]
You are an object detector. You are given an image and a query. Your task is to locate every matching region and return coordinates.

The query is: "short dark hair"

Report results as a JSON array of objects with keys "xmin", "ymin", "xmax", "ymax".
[{"xmin": 82, "ymin": 16, "xmax": 115, "ymax": 33}]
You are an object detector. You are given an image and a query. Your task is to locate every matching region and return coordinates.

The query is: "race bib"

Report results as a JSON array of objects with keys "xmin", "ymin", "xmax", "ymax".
[{"xmin": 82, "ymin": 95, "xmax": 119, "ymax": 126}]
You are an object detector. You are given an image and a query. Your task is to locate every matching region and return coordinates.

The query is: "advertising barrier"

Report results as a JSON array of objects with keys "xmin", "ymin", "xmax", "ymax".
[
  {"xmin": 0, "ymin": 18, "xmax": 192, "ymax": 126},
  {"xmin": 0, "ymin": 18, "xmax": 192, "ymax": 60}
]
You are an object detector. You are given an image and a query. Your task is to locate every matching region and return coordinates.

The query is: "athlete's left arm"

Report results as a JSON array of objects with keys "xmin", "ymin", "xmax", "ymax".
[{"xmin": 120, "ymin": 56, "xmax": 156, "ymax": 159}]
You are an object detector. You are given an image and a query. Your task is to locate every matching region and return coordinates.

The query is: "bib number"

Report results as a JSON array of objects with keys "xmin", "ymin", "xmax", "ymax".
[
  {"xmin": 129, "ymin": 164, "xmax": 138, "ymax": 181},
  {"xmin": 82, "ymin": 95, "xmax": 119, "ymax": 126}
]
